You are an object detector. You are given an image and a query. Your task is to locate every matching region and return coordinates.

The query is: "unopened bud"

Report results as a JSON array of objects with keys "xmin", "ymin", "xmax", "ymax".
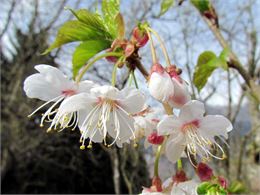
[{"xmin": 132, "ymin": 27, "xmax": 149, "ymax": 48}]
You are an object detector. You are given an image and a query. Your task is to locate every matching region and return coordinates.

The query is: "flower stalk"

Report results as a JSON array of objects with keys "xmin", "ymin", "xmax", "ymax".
[{"xmin": 76, "ymin": 52, "xmax": 122, "ymax": 83}]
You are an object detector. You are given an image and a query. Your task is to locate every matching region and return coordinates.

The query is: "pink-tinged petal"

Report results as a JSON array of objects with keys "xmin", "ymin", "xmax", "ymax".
[
  {"xmin": 91, "ymin": 85, "xmax": 119, "ymax": 99},
  {"xmin": 165, "ymin": 133, "xmax": 186, "ymax": 163},
  {"xmin": 168, "ymin": 79, "xmax": 191, "ymax": 108},
  {"xmin": 199, "ymin": 115, "xmax": 233, "ymax": 139},
  {"xmin": 157, "ymin": 115, "xmax": 182, "ymax": 136},
  {"xmin": 148, "ymin": 72, "xmax": 174, "ymax": 103},
  {"xmin": 58, "ymin": 93, "xmax": 97, "ymax": 115},
  {"xmin": 179, "ymin": 100, "xmax": 205, "ymax": 123},
  {"xmin": 118, "ymin": 87, "xmax": 146, "ymax": 114}
]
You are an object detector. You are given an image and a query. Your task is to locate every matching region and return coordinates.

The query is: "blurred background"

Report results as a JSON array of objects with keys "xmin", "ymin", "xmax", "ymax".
[{"xmin": 1, "ymin": 0, "xmax": 260, "ymax": 194}]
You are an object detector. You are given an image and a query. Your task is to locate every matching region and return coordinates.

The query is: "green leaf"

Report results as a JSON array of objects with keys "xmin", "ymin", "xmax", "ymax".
[
  {"xmin": 191, "ymin": 0, "xmax": 210, "ymax": 13},
  {"xmin": 193, "ymin": 51, "xmax": 227, "ymax": 91},
  {"xmin": 159, "ymin": 0, "xmax": 175, "ymax": 16},
  {"xmin": 43, "ymin": 20, "xmax": 107, "ymax": 54},
  {"xmin": 115, "ymin": 13, "xmax": 125, "ymax": 39},
  {"xmin": 102, "ymin": 0, "xmax": 120, "ymax": 38},
  {"xmin": 228, "ymin": 181, "xmax": 247, "ymax": 194},
  {"xmin": 219, "ymin": 48, "xmax": 230, "ymax": 70},
  {"xmin": 72, "ymin": 40, "xmax": 111, "ymax": 77},
  {"xmin": 197, "ymin": 182, "xmax": 212, "ymax": 195},
  {"xmin": 67, "ymin": 8, "xmax": 107, "ymax": 32}
]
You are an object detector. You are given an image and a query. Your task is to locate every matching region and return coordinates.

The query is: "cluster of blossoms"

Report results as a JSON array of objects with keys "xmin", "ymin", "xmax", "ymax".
[{"xmin": 23, "ymin": 25, "xmax": 233, "ymax": 195}]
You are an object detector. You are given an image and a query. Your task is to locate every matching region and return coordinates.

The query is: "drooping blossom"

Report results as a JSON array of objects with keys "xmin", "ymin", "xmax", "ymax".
[
  {"xmin": 56, "ymin": 85, "xmax": 146, "ymax": 148},
  {"xmin": 148, "ymin": 63, "xmax": 190, "ymax": 108},
  {"xmin": 158, "ymin": 100, "xmax": 232, "ymax": 164},
  {"xmin": 23, "ymin": 65, "xmax": 96, "ymax": 131},
  {"xmin": 165, "ymin": 65, "xmax": 191, "ymax": 108}
]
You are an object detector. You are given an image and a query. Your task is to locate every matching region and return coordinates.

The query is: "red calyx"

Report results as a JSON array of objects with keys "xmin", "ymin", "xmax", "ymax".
[
  {"xmin": 105, "ymin": 48, "xmax": 119, "ymax": 63},
  {"xmin": 165, "ymin": 65, "xmax": 182, "ymax": 82},
  {"xmin": 197, "ymin": 162, "xmax": 214, "ymax": 181},
  {"xmin": 132, "ymin": 27, "xmax": 149, "ymax": 48},
  {"xmin": 151, "ymin": 63, "xmax": 164, "ymax": 74},
  {"xmin": 218, "ymin": 176, "xmax": 228, "ymax": 189},
  {"xmin": 148, "ymin": 132, "xmax": 164, "ymax": 145},
  {"xmin": 172, "ymin": 170, "xmax": 188, "ymax": 184},
  {"xmin": 152, "ymin": 176, "xmax": 163, "ymax": 192}
]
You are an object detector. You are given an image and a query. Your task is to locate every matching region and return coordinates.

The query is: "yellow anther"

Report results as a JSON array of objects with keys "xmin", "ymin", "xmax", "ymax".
[
  {"xmin": 80, "ymin": 145, "xmax": 85, "ymax": 150},
  {"xmin": 46, "ymin": 128, "xmax": 52, "ymax": 133},
  {"xmin": 134, "ymin": 143, "xmax": 138, "ymax": 148},
  {"xmin": 87, "ymin": 141, "xmax": 93, "ymax": 149},
  {"xmin": 40, "ymin": 124, "xmax": 44, "ymax": 127},
  {"xmin": 27, "ymin": 115, "xmax": 31, "ymax": 118}
]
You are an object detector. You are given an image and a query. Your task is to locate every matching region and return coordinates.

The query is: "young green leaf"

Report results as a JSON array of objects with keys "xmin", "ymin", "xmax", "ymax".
[
  {"xmin": 66, "ymin": 8, "xmax": 107, "ymax": 33},
  {"xmin": 115, "ymin": 13, "xmax": 125, "ymax": 39},
  {"xmin": 191, "ymin": 0, "xmax": 210, "ymax": 13},
  {"xmin": 197, "ymin": 182, "xmax": 212, "ymax": 195},
  {"xmin": 193, "ymin": 51, "xmax": 227, "ymax": 91},
  {"xmin": 43, "ymin": 20, "xmax": 107, "ymax": 54},
  {"xmin": 159, "ymin": 0, "xmax": 175, "ymax": 16},
  {"xmin": 72, "ymin": 40, "xmax": 111, "ymax": 77},
  {"xmin": 102, "ymin": 0, "xmax": 120, "ymax": 38}
]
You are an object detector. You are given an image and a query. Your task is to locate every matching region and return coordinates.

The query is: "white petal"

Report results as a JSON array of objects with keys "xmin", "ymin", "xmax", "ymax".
[
  {"xmin": 179, "ymin": 100, "xmax": 205, "ymax": 122},
  {"xmin": 58, "ymin": 93, "xmax": 97, "ymax": 115},
  {"xmin": 157, "ymin": 115, "xmax": 181, "ymax": 136},
  {"xmin": 148, "ymin": 72, "xmax": 174, "ymax": 103},
  {"xmin": 165, "ymin": 133, "xmax": 186, "ymax": 163},
  {"xmin": 78, "ymin": 80, "xmax": 98, "ymax": 93},
  {"xmin": 24, "ymin": 65, "xmax": 75, "ymax": 101},
  {"xmin": 199, "ymin": 115, "xmax": 233, "ymax": 139},
  {"xmin": 24, "ymin": 74, "xmax": 63, "ymax": 101},
  {"xmin": 34, "ymin": 64, "xmax": 73, "ymax": 88},
  {"xmin": 171, "ymin": 180, "xmax": 198, "ymax": 195},
  {"xmin": 168, "ymin": 79, "xmax": 191, "ymax": 108},
  {"xmin": 118, "ymin": 87, "xmax": 146, "ymax": 114},
  {"xmin": 91, "ymin": 85, "xmax": 119, "ymax": 99}
]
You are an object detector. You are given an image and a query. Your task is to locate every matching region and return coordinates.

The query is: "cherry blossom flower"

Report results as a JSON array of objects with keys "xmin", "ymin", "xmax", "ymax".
[
  {"xmin": 158, "ymin": 100, "xmax": 232, "ymax": 164},
  {"xmin": 148, "ymin": 64, "xmax": 190, "ymax": 108},
  {"xmin": 23, "ymin": 65, "xmax": 96, "ymax": 131},
  {"xmin": 57, "ymin": 85, "xmax": 146, "ymax": 148}
]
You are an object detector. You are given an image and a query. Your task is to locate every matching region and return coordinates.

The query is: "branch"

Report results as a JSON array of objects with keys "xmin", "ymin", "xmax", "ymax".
[
  {"xmin": 193, "ymin": 5, "xmax": 260, "ymax": 103},
  {"xmin": 0, "ymin": 0, "xmax": 16, "ymax": 39}
]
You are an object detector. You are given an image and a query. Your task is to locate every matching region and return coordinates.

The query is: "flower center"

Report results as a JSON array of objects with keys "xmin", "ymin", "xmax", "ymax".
[
  {"xmin": 62, "ymin": 89, "xmax": 76, "ymax": 97},
  {"xmin": 181, "ymin": 119, "xmax": 200, "ymax": 133}
]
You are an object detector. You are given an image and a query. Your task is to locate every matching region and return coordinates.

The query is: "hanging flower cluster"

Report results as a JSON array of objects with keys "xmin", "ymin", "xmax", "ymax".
[{"xmin": 23, "ymin": 21, "xmax": 233, "ymax": 195}]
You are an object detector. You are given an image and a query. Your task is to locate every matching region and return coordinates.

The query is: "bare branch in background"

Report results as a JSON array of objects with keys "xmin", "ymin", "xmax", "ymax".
[{"xmin": 0, "ymin": 0, "xmax": 15, "ymax": 39}]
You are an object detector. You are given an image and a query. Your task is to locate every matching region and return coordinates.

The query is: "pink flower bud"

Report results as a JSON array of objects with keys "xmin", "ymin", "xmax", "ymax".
[
  {"xmin": 132, "ymin": 27, "xmax": 149, "ymax": 47},
  {"xmin": 148, "ymin": 132, "xmax": 164, "ymax": 145},
  {"xmin": 197, "ymin": 162, "xmax": 214, "ymax": 181}
]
